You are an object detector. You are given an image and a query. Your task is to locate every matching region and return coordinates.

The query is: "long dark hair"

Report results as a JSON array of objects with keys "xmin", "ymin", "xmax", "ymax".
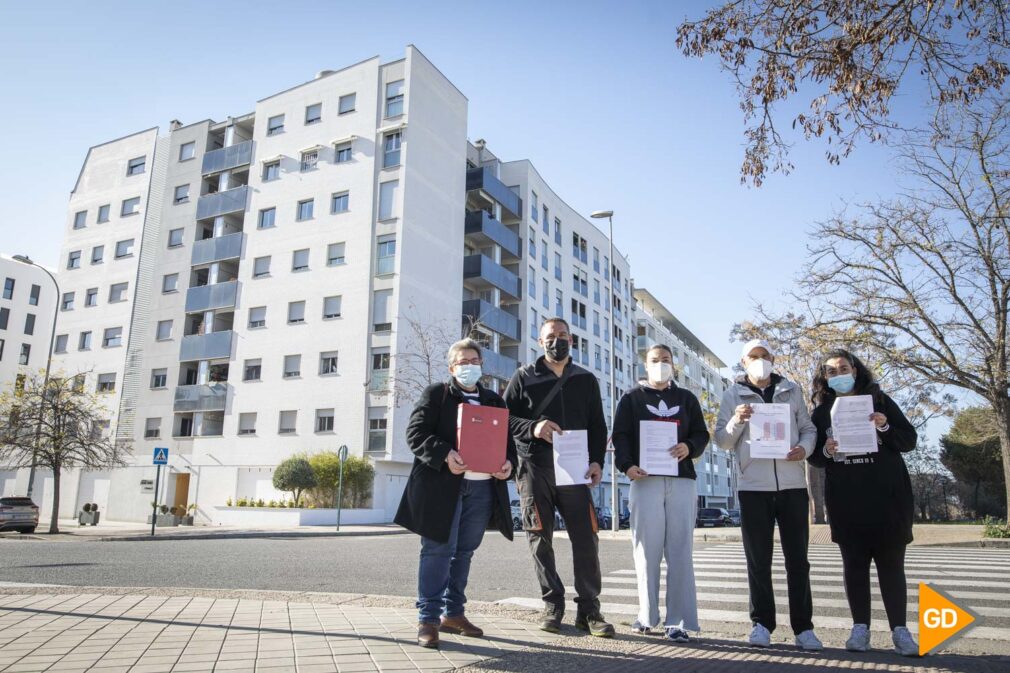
[{"xmin": 811, "ymin": 349, "xmax": 880, "ymax": 406}]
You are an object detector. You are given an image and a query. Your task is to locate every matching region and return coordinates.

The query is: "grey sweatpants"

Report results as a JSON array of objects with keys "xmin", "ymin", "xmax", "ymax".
[{"xmin": 629, "ymin": 476, "xmax": 699, "ymax": 630}]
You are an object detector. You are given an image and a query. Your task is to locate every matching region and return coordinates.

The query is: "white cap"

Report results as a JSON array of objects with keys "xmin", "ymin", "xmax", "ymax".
[{"xmin": 741, "ymin": 339, "xmax": 774, "ymax": 359}]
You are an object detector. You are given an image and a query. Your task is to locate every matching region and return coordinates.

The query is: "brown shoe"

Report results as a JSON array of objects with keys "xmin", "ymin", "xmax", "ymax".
[
  {"xmin": 440, "ymin": 615, "xmax": 484, "ymax": 638},
  {"xmin": 417, "ymin": 622, "xmax": 440, "ymax": 648}
]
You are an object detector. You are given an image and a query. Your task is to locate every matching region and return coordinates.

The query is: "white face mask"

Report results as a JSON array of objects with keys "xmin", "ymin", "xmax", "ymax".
[
  {"xmin": 646, "ymin": 361, "xmax": 673, "ymax": 384},
  {"xmin": 746, "ymin": 358, "xmax": 773, "ymax": 381}
]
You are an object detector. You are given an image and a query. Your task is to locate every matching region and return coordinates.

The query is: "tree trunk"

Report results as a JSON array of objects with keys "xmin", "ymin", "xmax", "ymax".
[
  {"xmin": 49, "ymin": 465, "xmax": 61, "ymax": 534},
  {"xmin": 806, "ymin": 463, "xmax": 826, "ymax": 523},
  {"xmin": 995, "ymin": 397, "xmax": 1010, "ymax": 520}
]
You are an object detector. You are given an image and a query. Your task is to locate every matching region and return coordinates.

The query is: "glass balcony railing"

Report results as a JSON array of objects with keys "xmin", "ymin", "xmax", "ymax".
[
  {"xmin": 463, "ymin": 255, "xmax": 521, "ymax": 300},
  {"xmin": 465, "ymin": 167, "xmax": 522, "ymax": 220},
  {"xmin": 196, "ymin": 185, "xmax": 249, "ymax": 220},
  {"xmin": 464, "ymin": 210, "xmax": 520, "ymax": 259},
  {"xmin": 201, "ymin": 140, "xmax": 254, "ymax": 175},
  {"xmin": 185, "ymin": 280, "xmax": 238, "ymax": 313},
  {"xmin": 481, "ymin": 348, "xmax": 518, "ymax": 381},
  {"xmin": 174, "ymin": 383, "xmax": 228, "ymax": 412},
  {"xmin": 191, "ymin": 232, "xmax": 244, "ymax": 266},
  {"xmin": 368, "ymin": 369, "xmax": 390, "ymax": 392},
  {"xmin": 179, "ymin": 331, "xmax": 234, "ymax": 361},
  {"xmin": 462, "ymin": 299, "xmax": 520, "ymax": 341}
]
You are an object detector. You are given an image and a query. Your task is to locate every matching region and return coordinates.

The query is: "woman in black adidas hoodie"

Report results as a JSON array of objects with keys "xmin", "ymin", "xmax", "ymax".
[{"xmin": 612, "ymin": 344, "xmax": 710, "ymax": 642}]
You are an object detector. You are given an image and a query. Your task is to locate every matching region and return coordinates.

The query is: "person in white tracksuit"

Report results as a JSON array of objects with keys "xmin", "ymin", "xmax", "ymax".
[{"xmin": 612, "ymin": 344, "xmax": 711, "ymax": 642}]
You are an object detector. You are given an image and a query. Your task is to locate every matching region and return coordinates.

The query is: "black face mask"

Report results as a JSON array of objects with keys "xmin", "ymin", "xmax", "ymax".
[{"xmin": 545, "ymin": 338, "xmax": 570, "ymax": 361}]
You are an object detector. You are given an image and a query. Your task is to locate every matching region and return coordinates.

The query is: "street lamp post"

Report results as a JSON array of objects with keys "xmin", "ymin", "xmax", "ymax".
[
  {"xmin": 590, "ymin": 210, "xmax": 618, "ymax": 533},
  {"xmin": 13, "ymin": 255, "xmax": 60, "ymax": 502}
]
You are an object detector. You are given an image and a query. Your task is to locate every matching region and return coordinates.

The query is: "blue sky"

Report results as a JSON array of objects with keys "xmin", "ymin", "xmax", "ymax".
[{"xmin": 0, "ymin": 1, "xmax": 924, "ymax": 393}]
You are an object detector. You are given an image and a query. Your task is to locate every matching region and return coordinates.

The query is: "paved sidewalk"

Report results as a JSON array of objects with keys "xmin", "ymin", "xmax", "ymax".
[{"xmin": 6, "ymin": 521, "xmax": 407, "ymax": 543}]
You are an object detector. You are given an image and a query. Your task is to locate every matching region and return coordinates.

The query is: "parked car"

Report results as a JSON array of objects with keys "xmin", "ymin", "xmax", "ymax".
[
  {"xmin": 726, "ymin": 508, "xmax": 742, "ymax": 526},
  {"xmin": 510, "ymin": 499, "xmax": 522, "ymax": 531},
  {"xmin": 696, "ymin": 507, "xmax": 733, "ymax": 528},
  {"xmin": 595, "ymin": 506, "xmax": 613, "ymax": 530},
  {"xmin": 0, "ymin": 497, "xmax": 39, "ymax": 534}
]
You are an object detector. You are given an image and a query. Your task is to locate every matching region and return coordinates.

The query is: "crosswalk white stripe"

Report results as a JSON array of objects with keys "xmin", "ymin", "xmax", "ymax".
[
  {"xmin": 603, "ymin": 573, "xmax": 1010, "ymax": 590},
  {"xmin": 692, "ymin": 554, "xmax": 1010, "ymax": 568},
  {"xmin": 635, "ymin": 564, "xmax": 1010, "ymax": 578}
]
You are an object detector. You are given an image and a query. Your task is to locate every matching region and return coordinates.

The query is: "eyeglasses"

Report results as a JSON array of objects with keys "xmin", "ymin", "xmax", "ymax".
[{"xmin": 452, "ymin": 358, "xmax": 482, "ymax": 367}]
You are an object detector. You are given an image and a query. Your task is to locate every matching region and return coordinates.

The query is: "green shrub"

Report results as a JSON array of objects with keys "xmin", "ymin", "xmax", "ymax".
[
  {"xmin": 273, "ymin": 456, "xmax": 317, "ymax": 506},
  {"xmin": 983, "ymin": 516, "xmax": 1010, "ymax": 538},
  {"xmin": 225, "ymin": 498, "xmax": 232, "ymax": 507},
  {"xmin": 236, "ymin": 497, "xmax": 249, "ymax": 507},
  {"xmin": 268, "ymin": 500, "xmax": 277, "ymax": 508},
  {"xmin": 255, "ymin": 498, "xmax": 265, "ymax": 508},
  {"xmin": 306, "ymin": 451, "xmax": 375, "ymax": 508}
]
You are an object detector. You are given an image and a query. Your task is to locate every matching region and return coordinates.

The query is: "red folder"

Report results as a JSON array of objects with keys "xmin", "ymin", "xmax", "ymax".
[{"xmin": 456, "ymin": 405, "xmax": 509, "ymax": 474}]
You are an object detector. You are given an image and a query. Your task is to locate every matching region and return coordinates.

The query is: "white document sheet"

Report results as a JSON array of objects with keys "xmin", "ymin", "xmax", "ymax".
[
  {"xmin": 552, "ymin": 430, "xmax": 591, "ymax": 486},
  {"xmin": 830, "ymin": 395, "xmax": 878, "ymax": 454},
  {"xmin": 639, "ymin": 421, "xmax": 679, "ymax": 476},
  {"xmin": 749, "ymin": 403, "xmax": 792, "ymax": 458}
]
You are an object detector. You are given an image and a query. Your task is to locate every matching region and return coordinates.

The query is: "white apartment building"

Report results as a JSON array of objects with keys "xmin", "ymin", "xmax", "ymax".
[{"xmin": 634, "ymin": 288, "xmax": 737, "ymax": 509}]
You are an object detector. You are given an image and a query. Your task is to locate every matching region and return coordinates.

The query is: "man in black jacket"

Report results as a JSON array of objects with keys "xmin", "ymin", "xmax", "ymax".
[{"xmin": 504, "ymin": 317, "xmax": 614, "ymax": 637}]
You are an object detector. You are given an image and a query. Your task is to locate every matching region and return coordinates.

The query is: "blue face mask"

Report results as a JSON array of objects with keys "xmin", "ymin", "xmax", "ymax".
[
  {"xmin": 453, "ymin": 364, "xmax": 482, "ymax": 387},
  {"xmin": 827, "ymin": 373, "xmax": 855, "ymax": 394}
]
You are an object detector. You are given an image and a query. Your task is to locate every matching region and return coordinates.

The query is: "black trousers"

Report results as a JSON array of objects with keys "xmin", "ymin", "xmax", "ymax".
[
  {"xmin": 839, "ymin": 540, "xmax": 908, "ymax": 629},
  {"xmin": 739, "ymin": 488, "xmax": 814, "ymax": 635},
  {"xmin": 517, "ymin": 459, "xmax": 602, "ymax": 615}
]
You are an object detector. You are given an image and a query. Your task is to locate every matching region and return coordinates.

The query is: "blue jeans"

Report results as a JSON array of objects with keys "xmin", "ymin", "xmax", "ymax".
[{"xmin": 417, "ymin": 479, "xmax": 494, "ymax": 623}]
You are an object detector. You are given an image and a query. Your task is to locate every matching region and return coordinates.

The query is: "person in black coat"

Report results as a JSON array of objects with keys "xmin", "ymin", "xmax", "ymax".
[
  {"xmin": 394, "ymin": 338, "xmax": 516, "ymax": 649},
  {"xmin": 807, "ymin": 349, "xmax": 918, "ymax": 656}
]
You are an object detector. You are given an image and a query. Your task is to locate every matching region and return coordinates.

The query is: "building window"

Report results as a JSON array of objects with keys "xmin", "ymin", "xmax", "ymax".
[
  {"xmin": 305, "ymin": 102, "xmax": 322, "ymax": 125},
  {"xmin": 253, "ymin": 256, "xmax": 271, "ymax": 278},
  {"xmin": 54, "ymin": 334, "xmax": 68, "ymax": 353},
  {"xmin": 528, "ymin": 228, "xmax": 536, "ymax": 258},
  {"xmin": 109, "ymin": 282, "xmax": 128, "ymax": 303},
  {"xmin": 67, "ymin": 250, "xmax": 81, "ymax": 269},
  {"xmin": 2, "ymin": 278, "xmax": 12, "ymax": 300},
  {"xmin": 97, "ymin": 204, "xmax": 110, "ymax": 223},
  {"xmin": 243, "ymin": 359, "xmax": 261, "ymax": 381},
  {"xmin": 541, "ymin": 240, "xmax": 548, "ymax": 270},
  {"xmin": 91, "ymin": 246, "xmax": 104, "ymax": 264},
  {"xmin": 0, "ymin": 307, "xmax": 6, "ymax": 329},
  {"xmin": 238, "ymin": 413, "xmax": 257, "ymax": 436},
  {"xmin": 542, "ymin": 281, "xmax": 549, "ymax": 310},
  {"xmin": 61, "ymin": 292, "xmax": 75, "ymax": 311},
  {"xmin": 85, "ymin": 288, "xmax": 98, "ymax": 307},
  {"xmin": 368, "ymin": 415, "xmax": 387, "ymax": 451},
  {"xmin": 372, "ymin": 289, "xmax": 392, "ymax": 332},
  {"xmin": 292, "ymin": 249, "xmax": 309, "ymax": 272},
  {"xmin": 323, "ymin": 295, "xmax": 342, "ymax": 319},
  {"xmin": 593, "ymin": 247, "xmax": 601, "ymax": 272},
  {"xmin": 248, "ymin": 306, "xmax": 266, "ymax": 328},
  {"xmin": 73, "ymin": 211, "xmax": 87, "ymax": 229},
  {"xmin": 554, "ymin": 217, "xmax": 562, "ymax": 245},
  {"xmin": 287, "ymin": 301, "xmax": 306, "ymax": 324},
  {"xmin": 530, "ymin": 191, "xmax": 538, "ymax": 222},
  {"xmin": 258, "ymin": 207, "xmax": 276, "ymax": 229},
  {"xmin": 385, "ymin": 79, "xmax": 404, "ymax": 117},
  {"xmin": 17, "ymin": 343, "xmax": 29, "ymax": 366},
  {"xmin": 156, "ymin": 320, "xmax": 173, "ymax": 341},
  {"xmin": 144, "ymin": 418, "xmax": 161, "ymax": 439},
  {"xmin": 283, "ymin": 354, "xmax": 301, "ymax": 378},
  {"xmin": 151, "ymin": 369, "xmax": 168, "ymax": 389},
  {"xmin": 173, "ymin": 184, "xmax": 190, "ymax": 204},
  {"xmin": 543, "ymin": 206, "xmax": 549, "ymax": 233},
  {"xmin": 319, "ymin": 351, "xmax": 339, "ymax": 376},
  {"xmin": 162, "ymin": 273, "xmax": 179, "ymax": 293},
  {"xmin": 327, "ymin": 242, "xmax": 346, "ymax": 266},
  {"xmin": 554, "ymin": 252, "xmax": 562, "ymax": 281},
  {"xmin": 555, "ymin": 289, "xmax": 563, "ymax": 317},
  {"xmin": 334, "ymin": 142, "xmax": 352, "ymax": 163},
  {"xmin": 78, "ymin": 331, "xmax": 92, "ymax": 351},
  {"xmin": 278, "ymin": 410, "xmax": 297, "ymax": 434},
  {"xmin": 296, "ymin": 199, "xmax": 314, "ymax": 221},
  {"xmin": 102, "ymin": 327, "xmax": 123, "ymax": 348},
  {"xmin": 168, "ymin": 228, "xmax": 184, "ymax": 248},
  {"xmin": 339, "ymin": 93, "xmax": 356, "ymax": 115},
  {"xmin": 331, "ymin": 191, "xmax": 349, "ymax": 213},
  {"xmin": 378, "ymin": 180, "xmax": 398, "ymax": 220},
  {"xmin": 315, "ymin": 408, "xmax": 335, "ymax": 432},
  {"xmin": 530, "ymin": 308, "xmax": 538, "ymax": 339},
  {"xmin": 262, "ymin": 160, "xmax": 280, "ymax": 181},
  {"xmin": 115, "ymin": 239, "xmax": 135, "ymax": 258},
  {"xmin": 127, "ymin": 156, "xmax": 146, "ymax": 176},
  {"xmin": 267, "ymin": 114, "xmax": 284, "ymax": 136},
  {"xmin": 383, "ymin": 131, "xmax": 401, "ymax": 168},
  {"xmin": 96, "ymin": 373, "xmax": 116, "ymax": 393},
  {"xmin": 528, "ymin": 265, "xmax": 536, "ymax": 297},
  {"xmin": 300, "ymin": 150, "xmax": 318, "ymax": 172},
  {"xmin": 179, "ymin": 141, "xmax": 196, "ymax": 161},
  {"xmin": 376, "ymin": 235, "xmax": 396, "ymax": 275}
]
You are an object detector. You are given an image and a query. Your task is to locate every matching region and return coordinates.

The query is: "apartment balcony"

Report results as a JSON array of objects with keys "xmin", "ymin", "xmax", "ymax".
[
  {"xmin": 191, "ymin": 232, "xmax": 244, "ymax": 266},
  {"xmin": 466, "ymin": 166, "xmax": 522, "ymax": 220},
  {"xmin": 480, "ymin": 348, "xmax": 519, "ymax": 381},
  {"xmin": 463, "ymin": 255, "xmax": 521, "ymax": 301},
  {"xmin": 179, "ymin": 331, "xmax": 234, "ymax": 362},
  {"xmin": 636, "ymin": 335, "xmax": 649, "ymax": 351},
  {"xmin": 465, "ymin": 210, "xmax": 520, "ymax": 260},
  {"xmin": 174, "ymin": 383, "xmax": 228, "ymax": 413},
  {"xmin": 202, "ymin": 140, "xmax": 254, "ymax": 175},
  {"xmin": 462, "ymin": 299, "xmax": 520, "ymax": 342},
  {"xmin": 196, "ymin": 185, "xmax": 249, "ymax": 220},
  {"xmin": 185, "ymin": 280, "xmax": 238, "ymax": 313},
  {"xmin": 368, "ymin": 369, "xmax": 390, "ymax": 392}
]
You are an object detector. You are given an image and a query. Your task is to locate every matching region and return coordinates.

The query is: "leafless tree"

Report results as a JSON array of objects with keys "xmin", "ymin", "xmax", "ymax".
[{"xmin": 0, "ymin": 371, "xmax": 128, "ymax": 533}]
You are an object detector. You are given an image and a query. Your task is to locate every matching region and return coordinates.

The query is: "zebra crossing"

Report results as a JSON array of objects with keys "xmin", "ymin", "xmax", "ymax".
[{"xmin": 498, "ymin": 543, "xmax": 1010, "ymax": 643}]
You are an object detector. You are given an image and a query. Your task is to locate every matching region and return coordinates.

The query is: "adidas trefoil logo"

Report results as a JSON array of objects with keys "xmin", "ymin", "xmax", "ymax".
[{"xmin": 646, "ymin": 400, "xmax": 679, "ymax": 418}]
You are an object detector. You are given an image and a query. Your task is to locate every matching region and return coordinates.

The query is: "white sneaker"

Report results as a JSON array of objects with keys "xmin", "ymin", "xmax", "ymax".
[
  {"xmin": 795, "ymin": 629, "xmax": 823, "ymax": 651},
  {"xmin": 630, "ymin": 620, "xmax": 651, "ymax": 634},
  {"xmin": 892, "ymin": 626, "xmax": 918, "ymax": 657},
  {"xmin": 845, "ymin": 624, "xmax": 870, "ymax": 652},
  {"xmin": 748, "ymin": 623, "xmax": 771, "ymax": 647}
]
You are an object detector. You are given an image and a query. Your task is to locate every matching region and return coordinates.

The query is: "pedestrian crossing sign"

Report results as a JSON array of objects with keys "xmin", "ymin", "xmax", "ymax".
[{"xmin": 153, "ymin": 447, "xmax": 169, "ymax": 465}]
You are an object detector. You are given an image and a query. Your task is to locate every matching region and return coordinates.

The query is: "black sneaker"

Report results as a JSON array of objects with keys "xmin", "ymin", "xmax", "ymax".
[
  {"xmin": 575, "ymin": 612, "xmax": 615, "ymax": 638},
  {"xmin": 539, "ymin": 604, "xmax": 564, "ymax": 633}
]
